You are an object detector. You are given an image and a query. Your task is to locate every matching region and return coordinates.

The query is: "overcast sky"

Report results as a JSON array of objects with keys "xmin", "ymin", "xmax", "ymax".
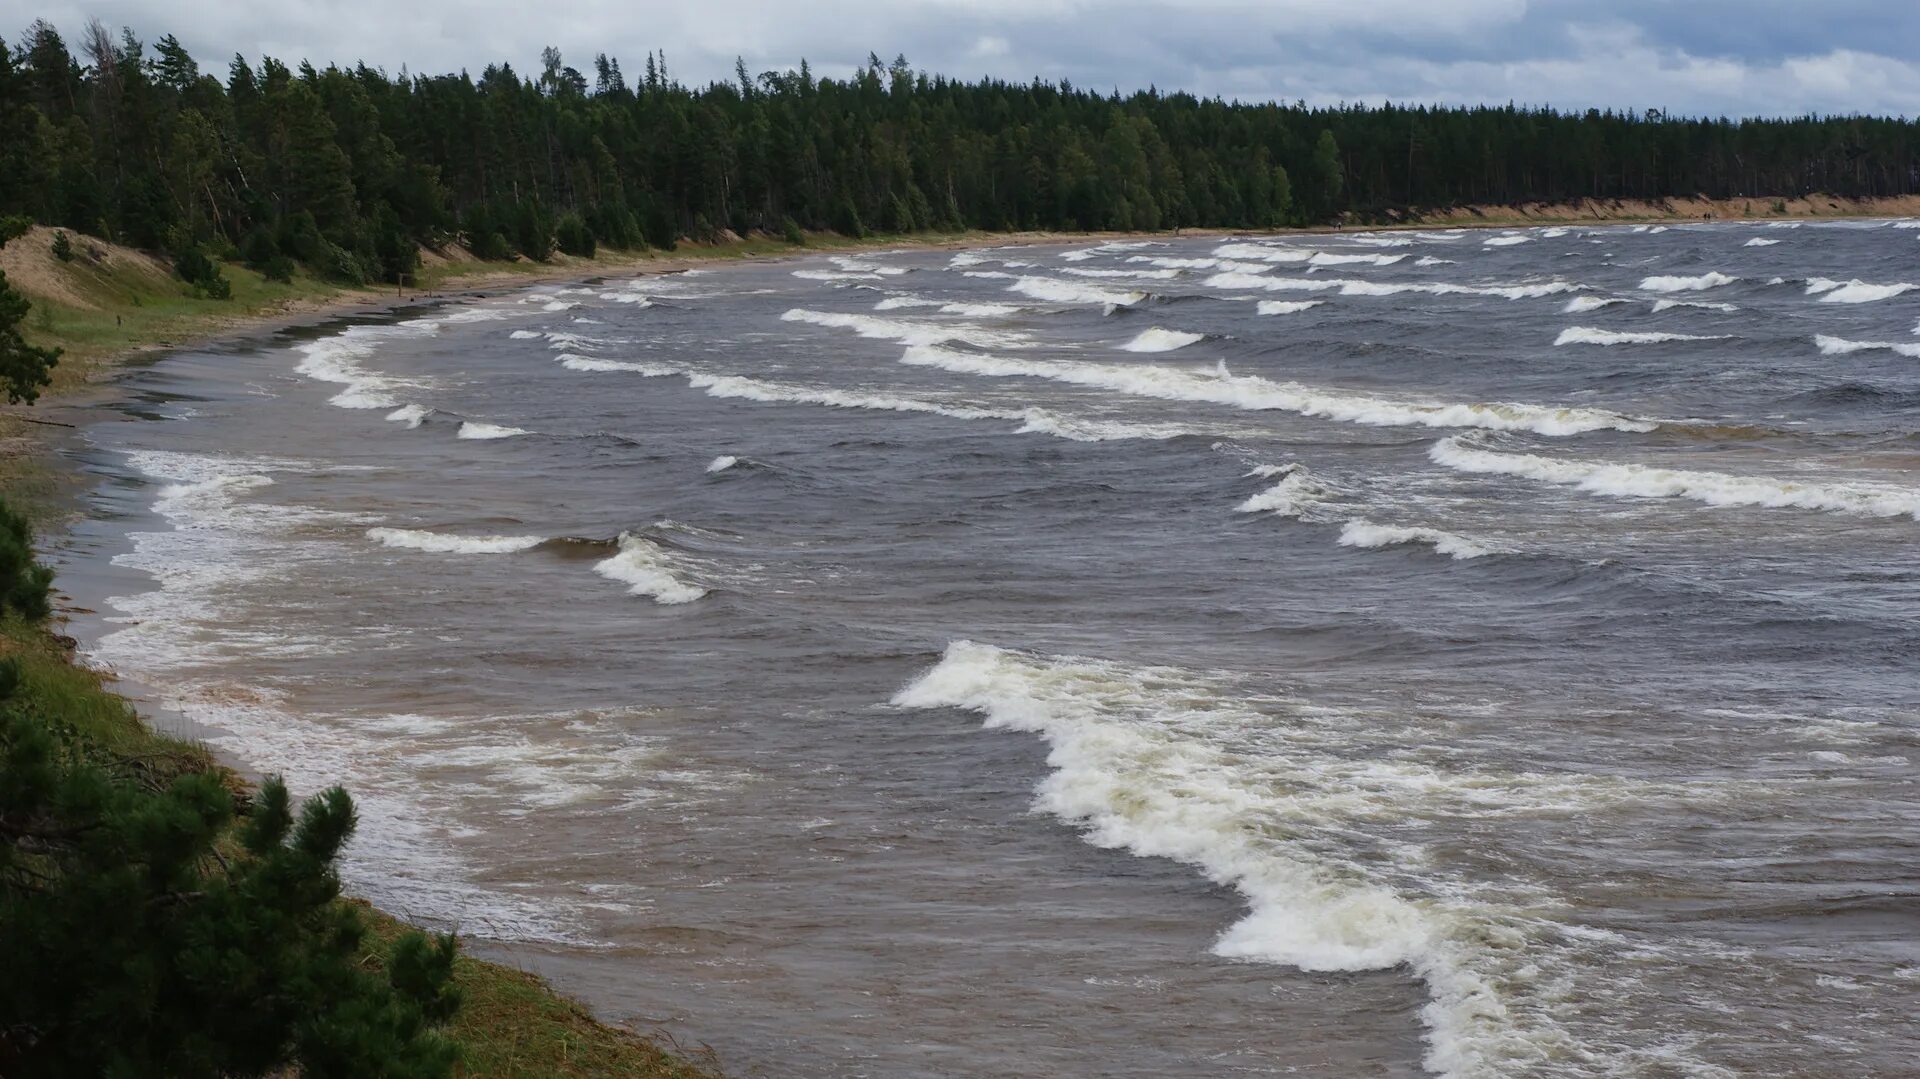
[{"xmin": 25, "ymin": 1, "xmax": 1920, "ymax": 118}]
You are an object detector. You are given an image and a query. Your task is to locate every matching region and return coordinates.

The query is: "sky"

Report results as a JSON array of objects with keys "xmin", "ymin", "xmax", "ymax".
[{"xmin": 25, "ymin": 0, "xmax": 1920, "ymax": 118}]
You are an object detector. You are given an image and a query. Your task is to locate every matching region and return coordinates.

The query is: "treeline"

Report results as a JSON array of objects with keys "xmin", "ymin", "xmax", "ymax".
[{"xmin": 5, "ymin": 18, "xmax": 1919, "ymax": 286}]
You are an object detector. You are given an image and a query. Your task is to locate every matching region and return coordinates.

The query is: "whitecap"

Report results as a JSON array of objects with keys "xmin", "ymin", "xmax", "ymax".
[
  {"xmin": 1430, "ymin": 436, "xmax": 1920, "ymax": 519},
  {"xmin": 706, "ymin": 455, "xmax": 740, "ymax": 473},
  {"xmin": 366, "ymin": 527, "xmax": 542, "ymax": 554},
  {"xmin": 1555, "ymin": 327, "xmax": 1731, "ymax": 346},
  {"xmin": 1482, "ymin": 235, "xmax": 1531, "ymax": 247},
  {"xmin": 1744, "ymin": 238, "xmax": 1780, "ymax": 247},
  {"xmin": 1813, "ymin": 335, "xmax": 1920, "ymax": 359},
  {"xmin": 897, "ymin": 344, "xmax": 1655, "ymax": 437},
  {"xmin": 456, "ymin": 421, "xmax": 530, "ymax": 440},
  {"xmin": 1639, "ymin": 272, "xmax": 1738, "ymax": 293},
  {"xmin": 1256, "ymin": 300, "xmax": 1324, "ymax": 315},
  {"xmin": 1007, "ymin": 276, "xmax": 1146, "ymax": 306},
  {"xmin": 592, "ymin": 532, "xmax": 708, "ymax": 604},
  {"xmin": 1337, "ymin": 519, "xmax": 1490, "ymax": 560},
  {"xmin": 1805, "ymin": 278, "xmax": 1917, "ymax": 304},
  {"xmin": 1120, "ymin": 328, "xmax": 1205, "ymax": 353},
  {"xmin": 1564, "ymin": 296, "xmax": 1626, "ymax": 313}
]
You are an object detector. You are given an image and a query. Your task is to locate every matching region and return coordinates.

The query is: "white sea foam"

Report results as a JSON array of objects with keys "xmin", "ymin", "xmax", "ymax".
[
  {"xmin": 1205, "ymin": 272, "xmax": 1581, "ymax": 301},
  {"xmin": 509, "ymin": 329, "xmax": 543, "ymax": 340},
  {"xmin": 593, "ymin": 532, "xmax": 708, "ymax": 604},
  {"xmin": 1431, "ymin": 436, "xmax": 1920, "ymax": 519},
  {"xmin": 1564, "ymin": 296, "xmax": 1625, "ymax": 313},
  {"xmin": 830, "ymin": 256, "xmax": 908, "ymax": 275},
  {"xmin": 939, "ymin": 302, "xmax": 1023, "ymax": 318},
  {"xmin": 1414, "ymin": 256, "xmax": 1456, "ymax": 266},
  {"xmin": 1337, "ymin": 519, "xmax": 1490, "ymax": 560},
  {"xmin": 367, "ymin": 527, "xmax": 543, "ymax": 554},
  {"xmin": 1540, "ymin": 227, "xmax": 1569, "ymax": 238},
  {"xmin": 385, "ymin": 404, "xmax": 431, "ymax": 428},
  {"xmin": 456, "ymin": 421, "xmax": 530, "ymax": 440},
  {"xmin": 1256, "ymin": 300, "xmax": 1324, "ymax": 315},
  {"xmin": 1554, "ymin": 327, "xmax": 1730, "ymax": 346},
  {"xmin": 781, "ymin": 307, "xmax": 1029, "ymax": 349},
  {"xmin": 1235, "ymin": 470, "xmax": 1335, "ymax": 517},
  {"xmin": 1007, "ymin": 276, "xmax": 1147, "ymax": 306},
  {"xmin": 1212, "ymin": 242, "xmax": 1316, "ymax": 263},
  {"xmin": 897, "ymin": 344, "xmax": 1655, "ymax": 436},
  {"xmin": 1483, "ymin": 234, "xmax": 1531, "ymax": 247},
  {"xmin": 890, "ymin": 642, "xmax": 1710, "ymax": 1079},
  {"xmin": 1650, "ymin": 299, "xmax": 1738, "ymax": 313},
  {"xmin": 1813, "ymin": 335, "xmax": 1920, "ymax": 358},
  {"xmin": 557, "ymin": 354, "xmax": 678, "ymax": 375},
  {"xmin": 1120, "ymin": 328, "xmax": 1205, "ymax": 353},
  {"xmin": 793, "ymin": 268, "xmax": 880, "ymax": 282},
  {"xmin": 293, "ymin": 326, "xmax": 430, "ymax": 409},
  {"xmin": 1639, "ymin": 272, "xmax": 1737, "ymax": 293},
  {"xmin": 1064, "ymin": 267, "xmax": 1182, "ymax": 280},
  {"xmin": 874, "ymin": 296, "xmax": 940, "ymax": 310},
  {"xmin": 1308, "ymin": 251, "xmax": 1407, "ymax": 267},
  {"xmin": 1744, "ymin": 238, "xmax": 1780, "ymax": 247},
  {"xmin": 706, "ymin": 455, "xmax": 740, "ymax": 473},
  {"xmin": 557, "ymin": 354, "xmax": 1186, "ymax": 442},
  {"xmin": 1804, "ymin": 278, "xmax": 1917, "ymax": 304}
]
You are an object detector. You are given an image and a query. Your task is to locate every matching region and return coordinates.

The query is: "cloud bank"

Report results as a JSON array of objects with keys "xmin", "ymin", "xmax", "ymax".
[{"xmin": 24, "ymin": 0, "xmax": 1920, "ymax": 117}]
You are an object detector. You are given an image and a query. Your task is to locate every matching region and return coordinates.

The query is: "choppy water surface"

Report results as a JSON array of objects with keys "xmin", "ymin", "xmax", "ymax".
[{"xmin": 61, "ymin": 222, "xmax": 1920, "ymax": 1077}]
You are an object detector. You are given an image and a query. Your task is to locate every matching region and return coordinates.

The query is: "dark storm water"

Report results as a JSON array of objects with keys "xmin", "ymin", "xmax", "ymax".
[{"xmin": 58, "ymin": 221, "xmax": 1920, "ymax": 1078}]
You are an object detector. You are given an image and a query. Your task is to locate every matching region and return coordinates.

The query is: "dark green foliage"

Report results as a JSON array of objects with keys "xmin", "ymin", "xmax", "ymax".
[
  {"xmin": 554, "ymin": 211, "xmax": 595, "ymax": 257},
  {"xmin": 511, "ymin": 200, "xmax": 552, "ymax": 261},
  {"xmin": 3, "ymin": 19, "xmax": 1919, "ymax": 276},
  {"xmin": 0, "ymin": 219, "xmax": 59, "ymax": 403},
  {"xmin": 47, "ymin": 230, "xmax": 70, "ymax": 261},
  {"xmin": 833, "ymin": 197, "xmax": 865, "ymax": 239},
  {"xmin": 0, "ymin": 500, "xmax": 52, "ymax": 619},
  {"xmin": 240, "ymin": 226, "xmax": 294, "ymax": 282},
  {"xmin": 0, "ymin": 524, "xmax": 464, "ymax": 1075},
  {"xmin": 172, "ymin": 245, "xmax": 232, "ymax": 299},
  {"xmin": 781, "ymin": 215, "xmax": 805, "ymax": 245}
]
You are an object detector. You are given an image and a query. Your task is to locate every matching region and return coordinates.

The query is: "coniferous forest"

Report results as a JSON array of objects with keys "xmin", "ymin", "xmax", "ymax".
[{"xmin": 4, "ymin": 17, "xmax": 1920, "ymax": 286}]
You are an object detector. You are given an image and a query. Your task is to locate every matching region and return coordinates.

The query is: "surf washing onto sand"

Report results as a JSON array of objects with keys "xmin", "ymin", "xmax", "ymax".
[{"xmin": 69, "ymin": 222, "xmax": 1920, "ymax": 1079}]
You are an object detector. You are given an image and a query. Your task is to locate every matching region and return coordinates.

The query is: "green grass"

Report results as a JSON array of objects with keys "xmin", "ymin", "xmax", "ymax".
[
  {"xmin": 358, "ymin": 906, "xmax": 723, "ymax": 1079},
  {"xmin": 24, "ymin": 255, "xmax": 351, "ymax": 391}
]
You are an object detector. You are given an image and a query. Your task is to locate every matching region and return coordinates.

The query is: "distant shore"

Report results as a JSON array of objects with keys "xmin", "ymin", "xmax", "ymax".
[{"xmin": 10, "ymin": 192, "xmax": 1916, "ymax": 418}]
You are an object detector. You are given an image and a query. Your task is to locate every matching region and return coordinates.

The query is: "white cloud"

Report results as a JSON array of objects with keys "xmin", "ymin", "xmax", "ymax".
[{"xmin": 21, "ymin": 0, "xmax": 1920, "ymax": 116}]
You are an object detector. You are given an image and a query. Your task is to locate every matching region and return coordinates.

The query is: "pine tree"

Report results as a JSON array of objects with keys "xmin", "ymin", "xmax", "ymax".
[{"xmin": 0, "ymin": 219, "xmax": 59, "ymax": 404}]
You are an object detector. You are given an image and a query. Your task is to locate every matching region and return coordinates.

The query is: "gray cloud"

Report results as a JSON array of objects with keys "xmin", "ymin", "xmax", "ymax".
[{"xmin": 21, "ymin": 0, "xmax": 1920, "ymax": 117}]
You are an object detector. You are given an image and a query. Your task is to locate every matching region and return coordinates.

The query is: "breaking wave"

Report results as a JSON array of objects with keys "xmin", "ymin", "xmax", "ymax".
[
  {"xmin": 592, "ymin": 532, "xmax": 708, "ymax": 604},
  {"xmin": 1430, "ymin": 436, "xmax": 1920, "ymax": 520},
  {"xmin": 1554, "ymin": 327, "xmax": 1731, "ymax": 346},
  {"xmin": 781, "ymin": 308, "xmax": 1028, "ymax": 349},
  {"xmin": 895, "ymin": 345, "xmax": 1654, "ymax": 437},
  {"xmin": 1007, "ymin": 276, "xmax": 1147, "ymax": 306},
  {"xmin": 1337, "ymin": 519, "xmax": 1491, "ymax": 560},
  {"xmin": 456, "ymin": 421, "xmax": 530, "ymax": 440},
  {"xmin": 1256, "ymin": 300, "xmax": 1324, "ymax": 315},
  {"xmin": 1638, "ymin": 272, "xmax": 1737, "ymax": 293},
  {"xmin": 1813, "ymin": 335, "xmax": 1920, "ymax": 359},
  {"xmin": 890, "ymin": 641, "xmax": 1708, "ymax": 1079},
  {"xmin": 1120, "ymin": 328, "xmax": 1205, "ymax": 353},
  {"xmin": 367, "ymin": 527, "xmax": 544, "ymax": 554},
  {"xmin": 1805, "ymin": 278, "xmax": 1918, "ymax": 304},
  {"xmin": 1563, "ymin": 296, "xmax": 1625, "ymax": 313},
  {"xmin": 1205, "ymin": 272, "xmax": 1581, "ymax": 301}
]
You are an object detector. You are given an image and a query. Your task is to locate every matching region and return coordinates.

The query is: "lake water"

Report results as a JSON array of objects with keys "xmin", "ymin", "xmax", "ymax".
[{"xmin": 58, "ymin": 220, "xmax": 1920, "ymax": 1077}]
